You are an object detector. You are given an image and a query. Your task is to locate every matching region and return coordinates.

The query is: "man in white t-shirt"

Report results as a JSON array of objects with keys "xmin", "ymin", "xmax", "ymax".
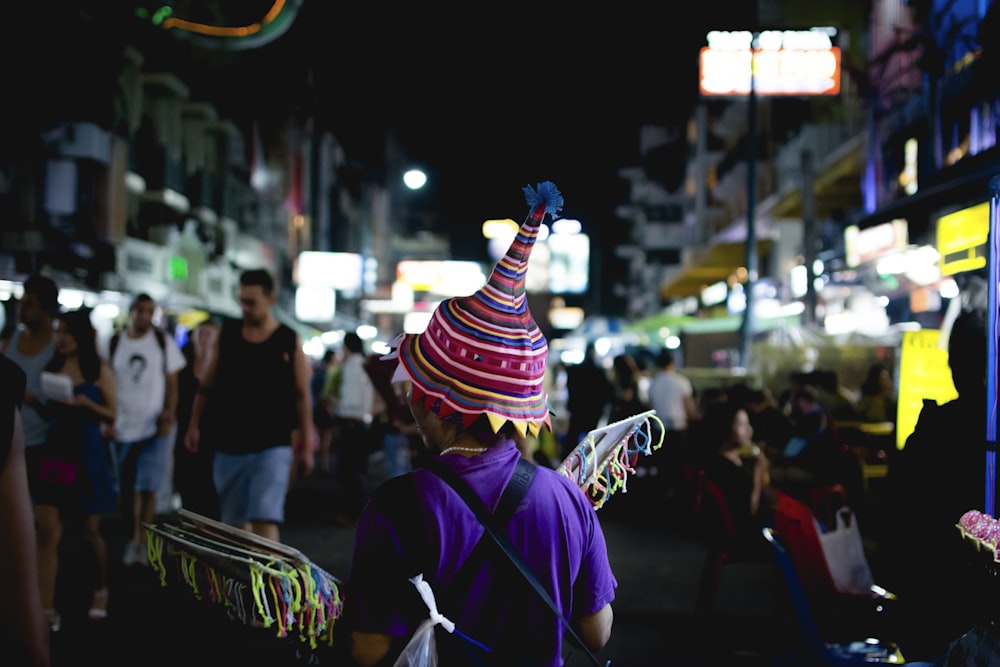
[
  {"xmin": 646, "ymin": 348, "xmax": 698, "ymax": 499},
  {"xmin": 108, "ymin": 293, "xmax": 186, "ymax": 566}
]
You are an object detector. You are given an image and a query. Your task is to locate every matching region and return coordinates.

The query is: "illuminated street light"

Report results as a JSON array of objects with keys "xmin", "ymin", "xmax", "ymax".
[{"xmin": 403, "ymin": 169, "xmax": 427, "ymax": 190}]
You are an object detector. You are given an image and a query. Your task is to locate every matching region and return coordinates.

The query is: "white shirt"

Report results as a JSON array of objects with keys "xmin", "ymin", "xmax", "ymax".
[
  {"xmin": 647, "ymin": 369, "xmax": 694, "ymax": 431},
  {"xmin": 107, "ymin": 329, "xmax": 186, "ymax": 442},
  {"xmin": 336, "ymin": 353, "xmax": 375, "ymax": 423}
]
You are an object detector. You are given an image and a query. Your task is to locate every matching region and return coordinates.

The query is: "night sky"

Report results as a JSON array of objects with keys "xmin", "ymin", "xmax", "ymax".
[
  {"xmin": 164, "ymin": 1, "xmax": 759, "ymax": 260},
  {"xmin": 7, "ymin": 0, "xmax": 757, "ymax": 263}
]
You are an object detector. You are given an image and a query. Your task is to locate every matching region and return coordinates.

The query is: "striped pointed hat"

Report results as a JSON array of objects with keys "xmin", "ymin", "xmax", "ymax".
[{"xmin": 389, "ymin": 181, "xmax": 563, "ymax": 438}]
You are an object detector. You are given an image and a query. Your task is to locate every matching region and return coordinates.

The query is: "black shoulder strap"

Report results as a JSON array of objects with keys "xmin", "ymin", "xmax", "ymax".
[
  {"xmin": 370, "ymin": 472, "xmax": 427, "ymax": 577},
  {"xmin": 110, "ymin": 333, "xmax": 120, "ymax": 362},
  {"xmin": 425, "ymin": 458, "xmax": 608, "ymax": 667},
  {"xmin": 371, "ymin": 460, "xmax": 537, "ymax": 579}
]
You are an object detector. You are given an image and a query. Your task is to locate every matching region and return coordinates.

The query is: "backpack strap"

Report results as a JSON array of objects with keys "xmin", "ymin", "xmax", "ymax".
[
  {"xmin": 426, "ymin": 458, "xmax": 608, "ymax": 667},
  {"xmin": 370, "ymin": 458, "xmax": 536, "ymax": 580}
]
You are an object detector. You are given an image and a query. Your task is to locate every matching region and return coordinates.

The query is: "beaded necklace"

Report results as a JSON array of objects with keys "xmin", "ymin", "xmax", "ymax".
[{"xmin": 439, "ymin": 445, "xmax": 489, "ymax": 456}]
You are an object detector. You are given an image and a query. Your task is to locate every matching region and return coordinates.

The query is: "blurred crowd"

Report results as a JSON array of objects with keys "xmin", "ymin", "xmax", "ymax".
[
  {"xmin": 1, "ymin": 265, "xmax": 990, "ymax": 665},
  {"xmin": 544, "ymin": 304, "xmax": 988, "ymax": 663}
]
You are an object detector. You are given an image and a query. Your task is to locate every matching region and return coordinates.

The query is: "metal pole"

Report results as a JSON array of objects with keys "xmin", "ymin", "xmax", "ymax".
[
  {"xmin": 802, "ymin": 150, "xmax": 817, "ymax": 326},
  {"xmin": 987, "ymin": 175, "xmax": 1000, "ymax": 515},
  {"xmin": 739, "ymin": 41, "xmax": 758, "ymax": 369}
]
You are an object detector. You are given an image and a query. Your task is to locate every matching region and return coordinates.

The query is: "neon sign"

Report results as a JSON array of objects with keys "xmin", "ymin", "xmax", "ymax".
[{"xmin": 699, "ymin": 28, "xmax": 841, "ymax": 97}]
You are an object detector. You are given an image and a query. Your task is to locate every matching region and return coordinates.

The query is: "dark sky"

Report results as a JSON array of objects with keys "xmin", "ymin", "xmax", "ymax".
[
  {"xmin": 158, "ymin": 1, "xmax": 758, "ymax": 261},
  {"xmin": 10, "ymin": 0, "xmax": 756, "ymax": 263}
]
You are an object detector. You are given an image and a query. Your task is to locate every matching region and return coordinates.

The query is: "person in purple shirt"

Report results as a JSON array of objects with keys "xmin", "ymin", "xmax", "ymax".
[{"xmin": 344, "ymin": 182, "xmax": 616, "ymax": 667}]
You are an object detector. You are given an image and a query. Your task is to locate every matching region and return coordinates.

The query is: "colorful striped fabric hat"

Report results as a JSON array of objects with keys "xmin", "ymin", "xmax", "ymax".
[{"xmin": 389, "ymin": 181, "xmax": 563, "ymax": 438}]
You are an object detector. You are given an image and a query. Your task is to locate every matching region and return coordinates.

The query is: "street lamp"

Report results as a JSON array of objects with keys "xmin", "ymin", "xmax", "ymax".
[{"xmin": 403, "ymin": 168, "xmax": 427, "ymax": 190}]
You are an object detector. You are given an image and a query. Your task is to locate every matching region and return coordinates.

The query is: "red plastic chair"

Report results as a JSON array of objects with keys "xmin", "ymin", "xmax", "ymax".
[
  {"xmin": 771, "ymin": 491, "xmax": 900, "ymax": 639},
  {"xmin": 762, "ymin": 527, "xmax": 930, "ymax": 666},
  {"xmin": 684, "ymin": 467, "xmax": 769, "ymax": 618}
]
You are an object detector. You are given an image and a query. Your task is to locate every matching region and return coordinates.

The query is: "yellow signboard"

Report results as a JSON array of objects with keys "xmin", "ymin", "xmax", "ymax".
[
  {"xmin": 896, "ymin": 329, "xmax": 958, "ymax": 450},
  {"xmin": 937, "ymin": 201, "xmax": 989, "ymax": 275}
]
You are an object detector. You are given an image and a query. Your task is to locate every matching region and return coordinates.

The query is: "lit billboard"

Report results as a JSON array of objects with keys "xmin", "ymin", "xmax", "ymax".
[{"xmin": 699, "ymin": 28, "xmax": 841, "ymax": 97}]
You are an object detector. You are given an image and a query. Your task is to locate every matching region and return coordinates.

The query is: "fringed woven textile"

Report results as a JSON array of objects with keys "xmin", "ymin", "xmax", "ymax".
[
  {"xmin": 145, "ymin": 509, "xmax": 344, "ymax": 649},
  {"xmin": 557, "ymin": 409, "xmax": 664, "ymax": 509}
]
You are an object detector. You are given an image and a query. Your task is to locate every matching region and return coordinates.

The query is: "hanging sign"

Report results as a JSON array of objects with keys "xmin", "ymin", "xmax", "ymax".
[{"xmin": 700, "ymin": 28, "xmax": 841, "ymax": 97}]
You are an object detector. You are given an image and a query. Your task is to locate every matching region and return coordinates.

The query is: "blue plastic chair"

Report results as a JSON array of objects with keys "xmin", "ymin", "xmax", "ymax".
[{"xmin": 762, "ymin": 526, "xmax": 936, "ymax": 666}]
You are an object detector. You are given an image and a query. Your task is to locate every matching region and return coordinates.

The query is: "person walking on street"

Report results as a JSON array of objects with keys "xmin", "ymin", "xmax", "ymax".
[
  {"xmin": 563, "ymin": 341, "xmax": 614, "ymax": 455},
  {"xmin": 312, "ymin": 348, "xmax": 338, "ymax": 474},
  {"xmin": 41, "ymin": 308, "xmax": 118, "ymax": 627},
  {"xmin": 344, "ymin": 181, "xmax": 615, "ymax": 667},
  {"xmin": 364, "ymin": 352, "xmax": 418, "ymax": 480},
  {"xmin": 183, "ymin": 268, "xmax": 314, "ymax": 542},
  {"xmin": 1, "ymin": 275, "xmax": 60, "ymax": 460},
  {"xmin": 174, "ymin": 319, "xmax": 220, "ymax": 518},
  {"xmin": 646, "ymin": 348, "xmax": 698, "ymax": 497},
  {"xmin": 2, "ymin": 275, "xmax": 63, "ymax": 636},
  {"xmin": 332, "ymin": 332, "xmax": 376, "ymax": 525},
  {"xmin": 107, "ymin": 293, "xmax": 186, "ymax": 567}
]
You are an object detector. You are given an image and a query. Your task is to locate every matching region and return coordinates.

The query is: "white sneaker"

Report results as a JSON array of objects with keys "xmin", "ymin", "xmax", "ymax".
[{"xmin": 123, "ymin": 541, "xmax": 148, "ymax": 567}]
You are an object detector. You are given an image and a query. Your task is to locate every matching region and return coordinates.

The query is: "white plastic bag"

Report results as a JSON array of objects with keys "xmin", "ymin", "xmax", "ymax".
[
  {"xmin": 393, "ymin": 618, "xmax": 439, "ymax": 667},
  {"xmin": 392, "ymin": 574, "xmax": 456, "ymax": 667},
  {"xmin": 817, "ymin": 507, "xmax": 875, "ymax": 595}
]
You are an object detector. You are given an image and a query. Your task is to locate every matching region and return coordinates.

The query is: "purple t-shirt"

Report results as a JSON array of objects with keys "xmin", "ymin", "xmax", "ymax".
[{"xmin": 346, "ymin": 440, "xmax": 617, "ymax": 666}]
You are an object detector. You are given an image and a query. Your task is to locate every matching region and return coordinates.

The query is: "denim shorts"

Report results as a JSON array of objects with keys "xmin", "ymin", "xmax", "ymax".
[
  {"xmin": 212, "ymin": 446, "xmax": 293, "ymax": 526},
  {"xmin": 116, "ymin": 432, "xmax": 172, "ymax": 493}
]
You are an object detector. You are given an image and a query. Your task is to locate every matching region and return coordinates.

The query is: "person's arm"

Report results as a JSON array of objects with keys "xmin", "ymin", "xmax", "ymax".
[
  {"xmin": 158, "ymin": 370, "xmax": 180, "ymax": 436},
  {"xmin": 158, "ymin": 340, "xmax": 185, "ymax": 435},
  {"xmin": 76, "ymin": 362, "xmax": 116, "ymax": 423},
  {"xmin": 292, "ymin": 335, "xmax": 315, "ymax": 476},
  {"xmin": 184, "ymin": 331, "xmax": 220, "ymax": 454},
  {"xmin": 0, "ymin": 409, "xmax": 52, "ymax": 666},
  {"xmin": 749, "ymin": 450, "xmax": 770, "ymax": 515},
  {"xmin": 578, "ymin": 602, "xmax": 613, "ymax": 652}
]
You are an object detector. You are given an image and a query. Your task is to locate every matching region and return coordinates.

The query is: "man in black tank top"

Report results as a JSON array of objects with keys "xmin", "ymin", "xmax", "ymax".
[{"xmin": 182, "ymin": 269, "xmax": 315, "ymax": 541}]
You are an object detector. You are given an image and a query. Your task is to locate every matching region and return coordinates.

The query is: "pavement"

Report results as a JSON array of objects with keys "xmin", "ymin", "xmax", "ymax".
[{"xmin": 49, "ymin": 459, "xmax": 785, "ymax": 667}]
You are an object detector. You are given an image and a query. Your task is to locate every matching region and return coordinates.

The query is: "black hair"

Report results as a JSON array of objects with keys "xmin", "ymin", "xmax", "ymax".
[
  {"xmin": 657, "ymin": 349, "xmax": 674, "ymax": 368},
  {"xmin": 344, "ymin": 332, "xmax": 364, "ymax": 354},
  {"xmin": 240, "ymin": 268, "xmax": 275, "ymax": 294},
  {"xmin": 860, "ymin": 363, "xmax": 891, "ymax": 397},
  {"xmin": 24, "ymin": 274, "xmax": 60, "ymax": 315},
  {"xmin": 129, "ymin": 293, "xmax": 155, "ymax": 312},
  {"xmin": 698, "ymin": 402, "xmax": 748, "ymax": 453},
  {"xmin": 45, "ymin": 308, "xmax": 102, "ymax": 382}
]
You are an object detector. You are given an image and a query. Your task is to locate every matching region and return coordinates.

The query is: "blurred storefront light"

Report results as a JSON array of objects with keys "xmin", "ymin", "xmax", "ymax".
[
  {"xmin": 403, "ymin": 311, "xmax": 432, "ymax": 334},
  {"xmin": 295, "ymin": 285, "xmax": 335, "ymax": 323}
]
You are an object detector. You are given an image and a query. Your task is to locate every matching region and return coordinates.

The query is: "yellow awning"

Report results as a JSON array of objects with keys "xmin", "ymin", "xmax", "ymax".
[
  {"xmin": 768, "ymin": 137, "xmax": 864, "ymax": 219},
  {"xmin": 660, "ymin": 239, "xmax": 773, "ymax": 300}
]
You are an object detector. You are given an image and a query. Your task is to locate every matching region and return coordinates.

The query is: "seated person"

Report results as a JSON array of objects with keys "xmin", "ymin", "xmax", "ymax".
[
  {"xmin": 768, "ymin": 385, "xmax": 863, "ymax": 509},
  {"xmin": 693, "ymin": 402, "xmax": 777, "ymax": 547},
  {"xmin": 855, "ymin": 363, "xmax": 897, "ymax": 426},
  {"xmin": 742, "ymin": 387, "xmax": 794, "ymax": 454}
]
